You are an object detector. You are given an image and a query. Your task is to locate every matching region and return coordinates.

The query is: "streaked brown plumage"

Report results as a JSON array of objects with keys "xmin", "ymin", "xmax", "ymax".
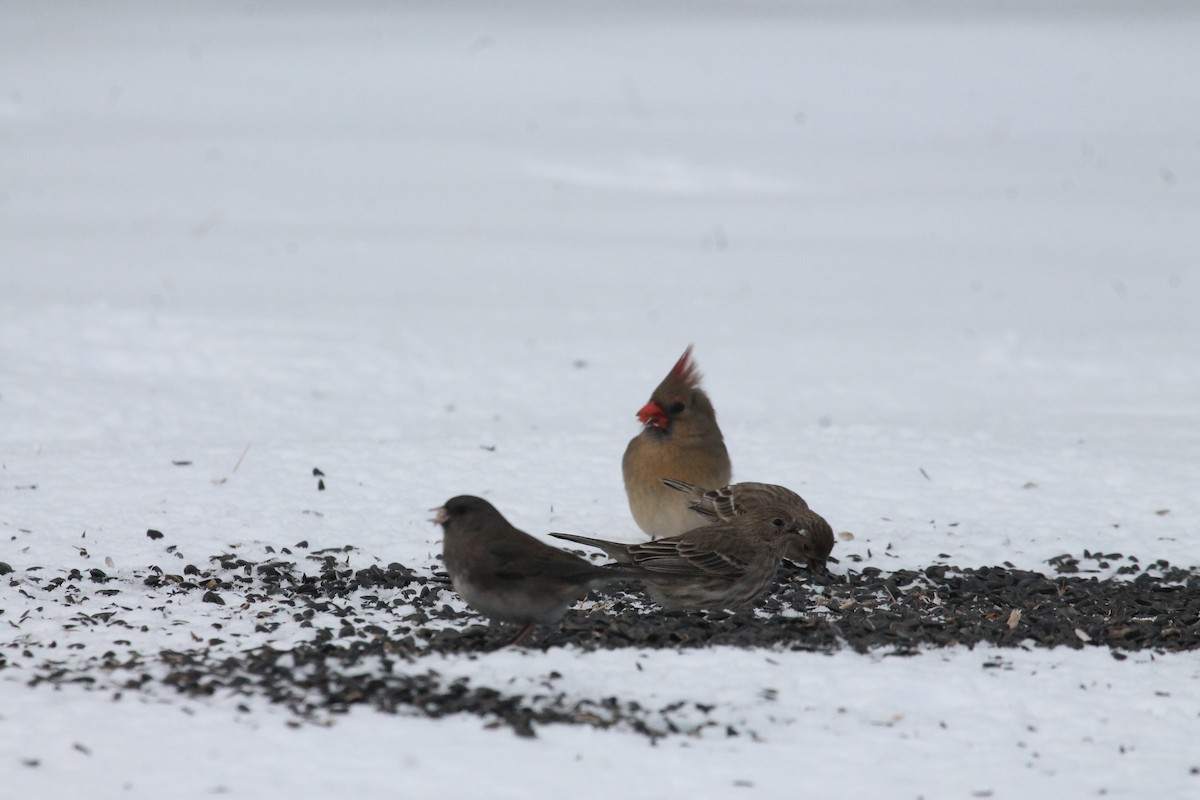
[
  {"xmin": 661, "ymin": 478, "xmax": 836, "ymax": 573},
  {"xmin": 550, "ymin": 509, "xmax": 804, "ymax": 610},
  {"xmin": 622, "ymin": 345, "xmax": 732, "ymax": 539},
  {"xmin": 433, "ymin": 495, "xmax": 631, "ymax": 646}
]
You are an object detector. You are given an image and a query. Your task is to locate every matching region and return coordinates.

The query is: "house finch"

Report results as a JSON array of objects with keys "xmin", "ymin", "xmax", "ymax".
[
  {"xmin": 433, "ymin": 495, "xmax": 631, "ymax": 646},
  {"xmin": 661, "ymin": 478, "xmax": 835, "ymax": 572},
  {"xmin": 550, "ymin": 509, "xmax": 806, "ymax": 610},
  {"xmin": 622, "ymin": 345, "xmax": 732, "ymax": 539}
]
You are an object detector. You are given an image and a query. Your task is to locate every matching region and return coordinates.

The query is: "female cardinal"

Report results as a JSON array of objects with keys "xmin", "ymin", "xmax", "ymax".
[{"xmin": 622, "ymin": 345, "xmax": 732, "ymax": 539}]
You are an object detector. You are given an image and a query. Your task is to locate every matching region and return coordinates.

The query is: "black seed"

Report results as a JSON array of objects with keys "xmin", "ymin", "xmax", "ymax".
[
  {"xmin": 146, "ymin": 529, "xmax": 164, "ymax": 540},
  {"xmin": 15, "ymin": 545, "xmax": 1200, "ymax": 739}
]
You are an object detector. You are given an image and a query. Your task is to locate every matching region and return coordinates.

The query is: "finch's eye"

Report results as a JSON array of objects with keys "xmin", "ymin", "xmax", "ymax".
[{"xmin": 669, "ymin": 402, "xmax": 686, "ymax": 414}]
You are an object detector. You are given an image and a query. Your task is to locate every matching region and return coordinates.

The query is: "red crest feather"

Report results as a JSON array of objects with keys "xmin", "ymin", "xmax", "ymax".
[{"xmin": 666, "ymin": 344, "xmax": 701, "ymax": 390}]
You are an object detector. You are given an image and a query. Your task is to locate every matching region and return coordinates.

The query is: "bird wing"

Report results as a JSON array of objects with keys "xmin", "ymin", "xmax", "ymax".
[
  {"xmin": 659, "ymin": 478, "xmax": 744, "ymax": 521},
  {"xmin": 482, "ymin": 536, "xmax": 609, "ymax": 584},
  {"xmin": 692, "ymin": 484, "xmax": 738, "ymax": 520},
  {"xmin": 627, "ymin": 536, "xmax": 751, "ymax": 578},
  {"xmin": 690, "ymin": 482, "xmax": 810, "ymax": 520}
]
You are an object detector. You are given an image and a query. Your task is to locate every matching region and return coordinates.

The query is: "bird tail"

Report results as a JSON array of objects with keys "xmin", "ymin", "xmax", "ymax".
[
  {"xmin": 550, "ymin": 533, "xmax": 640, "ymax": 582},
  {"xmin": 593, "ymin": 562, "xmax": 640, "ymax": 582},
  {"xmin": 659, "ymin": 477, "xmax": 695, "ymax": 493},
  {"xmin": 549, "ymin": 531, "xmax": 634, "ymax": 566},
  {"xmin": 549, "ymin": 530, "xmax": 612, "ymax": 551}
]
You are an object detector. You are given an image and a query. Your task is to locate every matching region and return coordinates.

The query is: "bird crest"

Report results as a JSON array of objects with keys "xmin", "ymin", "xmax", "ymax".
[{"xmin": 662, "ymin": 344, "xmax": 701, "ymax": 392}]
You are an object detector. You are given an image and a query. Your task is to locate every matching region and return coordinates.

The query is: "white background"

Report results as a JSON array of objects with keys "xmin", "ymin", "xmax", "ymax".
[{"xmin": 2, "ymin": 2, "xmax": 1198, "ymax": 798}]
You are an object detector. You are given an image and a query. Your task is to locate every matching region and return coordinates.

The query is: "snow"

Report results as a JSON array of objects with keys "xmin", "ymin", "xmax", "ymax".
[
  {"xmin": 2, "ymin": 1, "xmax": 1199, "ymax": 797},
  {"xmin": 4, "ymin": 648, "xmax": 1198, "ymax": 799}
]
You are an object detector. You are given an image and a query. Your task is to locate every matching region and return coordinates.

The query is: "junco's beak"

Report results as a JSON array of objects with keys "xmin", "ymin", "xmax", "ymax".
[{"xmin": 430, "ymin": 506, "xmax": 449, "ymax": 525}]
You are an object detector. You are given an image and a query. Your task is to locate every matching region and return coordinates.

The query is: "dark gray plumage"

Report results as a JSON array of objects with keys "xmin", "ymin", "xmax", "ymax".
[{"xmin": 434, "ymin": 495, "xmax": 630, "ymax": 646}]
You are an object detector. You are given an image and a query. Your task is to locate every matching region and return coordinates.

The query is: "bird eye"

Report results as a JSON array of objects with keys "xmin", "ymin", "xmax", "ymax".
[
  {"xmin": 669, "ymin": 401, "xmax": 686, "ymax": 414},
  {"xmin": 771, "ymin": 517, "xmax": 785, "ymax": 528}
]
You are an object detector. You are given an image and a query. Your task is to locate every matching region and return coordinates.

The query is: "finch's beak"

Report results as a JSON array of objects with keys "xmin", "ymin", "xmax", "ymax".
[{"xmin": 430, "ymin": 506, "xmax": 449, "ymax": 525}]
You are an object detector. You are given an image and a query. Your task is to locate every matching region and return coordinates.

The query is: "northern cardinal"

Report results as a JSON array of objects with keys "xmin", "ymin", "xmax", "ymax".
[
  {"xmin": 622, "ymin": 345, "xmax": 732, "ymax": 538},
  {"xmin": 433, "ymin": 495, "xmax": 632, "ymax": 646}
]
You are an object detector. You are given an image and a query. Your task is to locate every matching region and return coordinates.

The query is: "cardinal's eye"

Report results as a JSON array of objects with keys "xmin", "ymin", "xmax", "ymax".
[{"xmin": 669, "ymin": 402, "xmax": 686, "ymax": 414}]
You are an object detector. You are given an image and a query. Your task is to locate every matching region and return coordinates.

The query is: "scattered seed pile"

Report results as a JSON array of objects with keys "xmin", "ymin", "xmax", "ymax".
[{"xmin": 3, "ymin": 543, "xmax": 1198, "ymax": 738}]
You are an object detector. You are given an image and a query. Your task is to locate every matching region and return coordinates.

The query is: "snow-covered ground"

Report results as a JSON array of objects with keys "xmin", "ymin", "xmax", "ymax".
[{"xmin": 3, "ymin": 2, "xmax": 1199, "ymax": 797}]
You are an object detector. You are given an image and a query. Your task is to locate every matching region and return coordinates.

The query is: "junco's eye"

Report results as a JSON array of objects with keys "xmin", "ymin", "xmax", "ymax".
[{"xmin": 771, "ymin": 517, "xmax": 785, "ymax": 528}]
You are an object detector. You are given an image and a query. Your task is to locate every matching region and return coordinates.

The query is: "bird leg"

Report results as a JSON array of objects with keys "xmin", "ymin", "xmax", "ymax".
[{"xmin": 506, "ymin": 623, "xmax": 535, "ymax": 647}]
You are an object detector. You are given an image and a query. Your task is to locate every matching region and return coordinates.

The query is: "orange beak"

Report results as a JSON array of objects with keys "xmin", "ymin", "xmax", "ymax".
[{"xmin": 637, "ymin": 401, "xmax": 668, "ymax": 429}]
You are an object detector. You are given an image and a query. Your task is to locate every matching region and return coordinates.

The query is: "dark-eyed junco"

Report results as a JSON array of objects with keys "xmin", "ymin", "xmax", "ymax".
[{"xmin": 433, "ymin": 495, "xmax": 631, "ymax": 646}]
